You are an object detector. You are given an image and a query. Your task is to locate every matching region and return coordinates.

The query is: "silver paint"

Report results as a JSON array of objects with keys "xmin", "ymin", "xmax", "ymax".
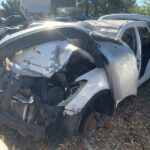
[
  {"xmin": 8, "ymin": 41, "xmax": 94, "ymax": 78},
  {"xmin": 98, "ymin": 41, "xmax": 138, "ymax": 101}
]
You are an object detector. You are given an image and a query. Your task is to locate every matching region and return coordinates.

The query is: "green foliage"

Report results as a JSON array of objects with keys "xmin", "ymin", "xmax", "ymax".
[
  {"xmin": 129, "ymin": 0, "xmax": 150, "ymax": 15},
  {"xmin": 1, "ymin": 0, "xmax": 20, "ymax": 17},
  {"xmin": 140, "ymin": 0, "xmax": 150, "ymax": 15},
  {"xmin": 77, "ymin": 0, "xmax": 136, "ymax": 16},
  {"xmin": 1, "ymin": 0, "xmax": 149, "ymax": 19}
]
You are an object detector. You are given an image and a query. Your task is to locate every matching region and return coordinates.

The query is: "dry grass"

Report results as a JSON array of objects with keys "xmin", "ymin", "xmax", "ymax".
[{"xmin": 0, "ymin": 81, "xmax": 150, "ymax": 150}]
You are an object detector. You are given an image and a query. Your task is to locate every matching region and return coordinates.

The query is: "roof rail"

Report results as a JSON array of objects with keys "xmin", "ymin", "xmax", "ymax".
[{"xmin": 99, "ymin": 13, "xmax": 150, "ymax": 24}]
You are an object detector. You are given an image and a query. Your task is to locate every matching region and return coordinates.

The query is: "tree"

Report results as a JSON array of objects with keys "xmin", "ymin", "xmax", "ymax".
[
  {"xmin": 129, "ymin": 0, "xmax": 150, "ymax": 15},
  {"xmin": 77, "ymin": 0, "xmax": 136, "ymax": 16},
  {"xmin": 101, "ymin": 0, "xmax": 136, "ymax": 14},
  {"xmin": 142, "ymin": 0, "xmax": 150, "ymax": 15},
  {"xmin": 1, "ymin": 0, "xmax": 20, "ymax": 17},
  {"xmin": 90, "ymin": 0, "xmax": 100, "ymax": 15}
]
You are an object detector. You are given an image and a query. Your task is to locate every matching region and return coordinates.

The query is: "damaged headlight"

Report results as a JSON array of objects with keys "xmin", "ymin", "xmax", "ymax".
[{"xmin": 58, "ymin": 80, "xmax": 87, "ymax": 107}]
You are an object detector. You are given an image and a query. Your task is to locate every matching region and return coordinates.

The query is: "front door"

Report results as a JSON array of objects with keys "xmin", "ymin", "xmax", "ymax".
[{"xmin": 120, "ymin": 27, "xmax": 142, "ymax": 77}]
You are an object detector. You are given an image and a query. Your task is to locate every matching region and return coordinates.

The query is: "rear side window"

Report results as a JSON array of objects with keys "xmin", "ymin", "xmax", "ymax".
[
  {"xmin": 138, "ymin": 27, "xmax": 150, "ymax": 52},
  {"xmin": 138, "ymin": 27, "xmax": 150, "ymax": 78},
  {"xmin": 122, "ymin": 28, "xmax": 137, "ymax": 54}
]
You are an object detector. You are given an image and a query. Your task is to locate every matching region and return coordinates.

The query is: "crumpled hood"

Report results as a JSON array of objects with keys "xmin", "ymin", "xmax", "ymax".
[
  {"xmin": 8, "ymin": 41, "xmax": 82, "ymax": 78},
  {"xmin": 0, "ymin": 22, "xmax": 67, "ymax": 61}
]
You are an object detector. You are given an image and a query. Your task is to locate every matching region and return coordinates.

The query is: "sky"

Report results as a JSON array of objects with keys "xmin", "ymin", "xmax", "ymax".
[
  {"xmin": 136, "ymin": 0, "xmax": 145, "ymax": 6},
  {"xmin": 0, "ymin": 0, "xmax": 145, "ymax": 6}
]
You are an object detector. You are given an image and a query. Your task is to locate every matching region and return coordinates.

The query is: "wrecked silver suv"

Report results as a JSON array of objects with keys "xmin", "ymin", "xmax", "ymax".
[{"xmin": 0, "ymin": 14, "xmax": 149, "ymax": 140}]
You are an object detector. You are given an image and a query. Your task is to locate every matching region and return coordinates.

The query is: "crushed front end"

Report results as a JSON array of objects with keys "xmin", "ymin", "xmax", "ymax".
[
  {"xmin": 0, "ymin": 22, "xmax": 138, "ymax": 140},
  {"xmin": 0, "ymin": 24, "xmax": 96, "ymax": 139}
]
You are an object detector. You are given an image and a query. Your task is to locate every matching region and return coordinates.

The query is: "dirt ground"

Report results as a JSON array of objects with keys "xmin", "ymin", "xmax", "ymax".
[{"xmin": 0, "ymin": 81, "xmax": 150, "ymax": 150}]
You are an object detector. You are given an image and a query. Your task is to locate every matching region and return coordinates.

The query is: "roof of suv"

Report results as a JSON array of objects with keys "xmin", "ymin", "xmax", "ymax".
[
  {"xmin": 84, "ymin": 19, "xmax": 136, "ymax": 39},
  {"xmin": 88, "ymin": 19, "xmax": 134, "ymax": 29},
  {"xmin": 99, "ymin": 14, "xmax": 150, "ymax": 24}
]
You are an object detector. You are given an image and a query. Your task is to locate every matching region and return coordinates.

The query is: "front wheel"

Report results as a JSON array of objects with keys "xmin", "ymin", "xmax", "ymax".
[{"xmin": 78, "ymin": 110, "xmax": 103, "ymax": 136}]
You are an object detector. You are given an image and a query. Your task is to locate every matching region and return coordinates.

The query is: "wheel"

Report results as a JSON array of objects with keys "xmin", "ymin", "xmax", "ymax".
[{"xmin": 80, "ymin": 111, "xmax": 99, "ymax": 136}]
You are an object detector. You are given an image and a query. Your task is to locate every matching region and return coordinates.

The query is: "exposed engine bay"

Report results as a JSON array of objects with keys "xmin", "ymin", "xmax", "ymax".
[
  {"xmin": 0, "ymin": 40, "xmax": 95, "ymax": 139},
  {"xmin": 0, "ymin": 69, "xmax": 88, "ymax": 138}
]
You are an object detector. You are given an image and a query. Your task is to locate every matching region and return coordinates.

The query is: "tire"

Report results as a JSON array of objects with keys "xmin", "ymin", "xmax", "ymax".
[
  {"xmin": 62, "ymin": 113, "xmax": 83, "ymax": 136},
  {"xmin": 79, "ymin": 111, "xmax": 99, "ymax": 136}
]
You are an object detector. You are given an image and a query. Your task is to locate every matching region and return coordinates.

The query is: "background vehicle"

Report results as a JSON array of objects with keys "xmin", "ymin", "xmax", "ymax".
[
  {"xmin": 52, "ymin": 16, "xmax": 76, "ymax": 22},
  {"xmin": 0, "ymin": 15, "xmax": 27, "ymax": 27}
]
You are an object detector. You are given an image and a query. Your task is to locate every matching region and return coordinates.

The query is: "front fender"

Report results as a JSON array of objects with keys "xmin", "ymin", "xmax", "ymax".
[
  {"xmin": 64, "ymin": 68, "xmax": 110, "ymax": 115},
  {"xmin": 99, "ymin": 41, "xmax": 138, "ymax": 101}
]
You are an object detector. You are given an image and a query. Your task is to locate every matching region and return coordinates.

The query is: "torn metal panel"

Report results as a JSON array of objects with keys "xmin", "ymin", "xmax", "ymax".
[
  {"xmin": 8, "ymin": 41, "xmax": 71, "ymax": 77},
  {"xmin": 7, "ymin": 41, "xmax": 94, "ymax": 78}
]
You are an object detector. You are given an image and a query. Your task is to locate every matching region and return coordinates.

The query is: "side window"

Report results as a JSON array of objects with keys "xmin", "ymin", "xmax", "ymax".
[
  {"xmin": 122, "ymin": 28, "xmax": 137, "ymax": 54},
  {"xmin": 138, "ymin": 27, "xmax": 150, "ymax": 54},
  {"xmin": 138, "ymin": 27, "xmax": 150, "ymax": 78}
]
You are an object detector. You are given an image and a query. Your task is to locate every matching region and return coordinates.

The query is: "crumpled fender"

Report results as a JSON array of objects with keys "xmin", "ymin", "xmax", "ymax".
[
  {"xmin": 64, "ymin": 40, "xmax": 139, "ymax": 116},
  {"xmin": 98, "ymin": 41, "xmax": 138, "ymax": 101},
  {"xmin": 64, "ymin": 68, "xmax": 110, "ymax": 115}
]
